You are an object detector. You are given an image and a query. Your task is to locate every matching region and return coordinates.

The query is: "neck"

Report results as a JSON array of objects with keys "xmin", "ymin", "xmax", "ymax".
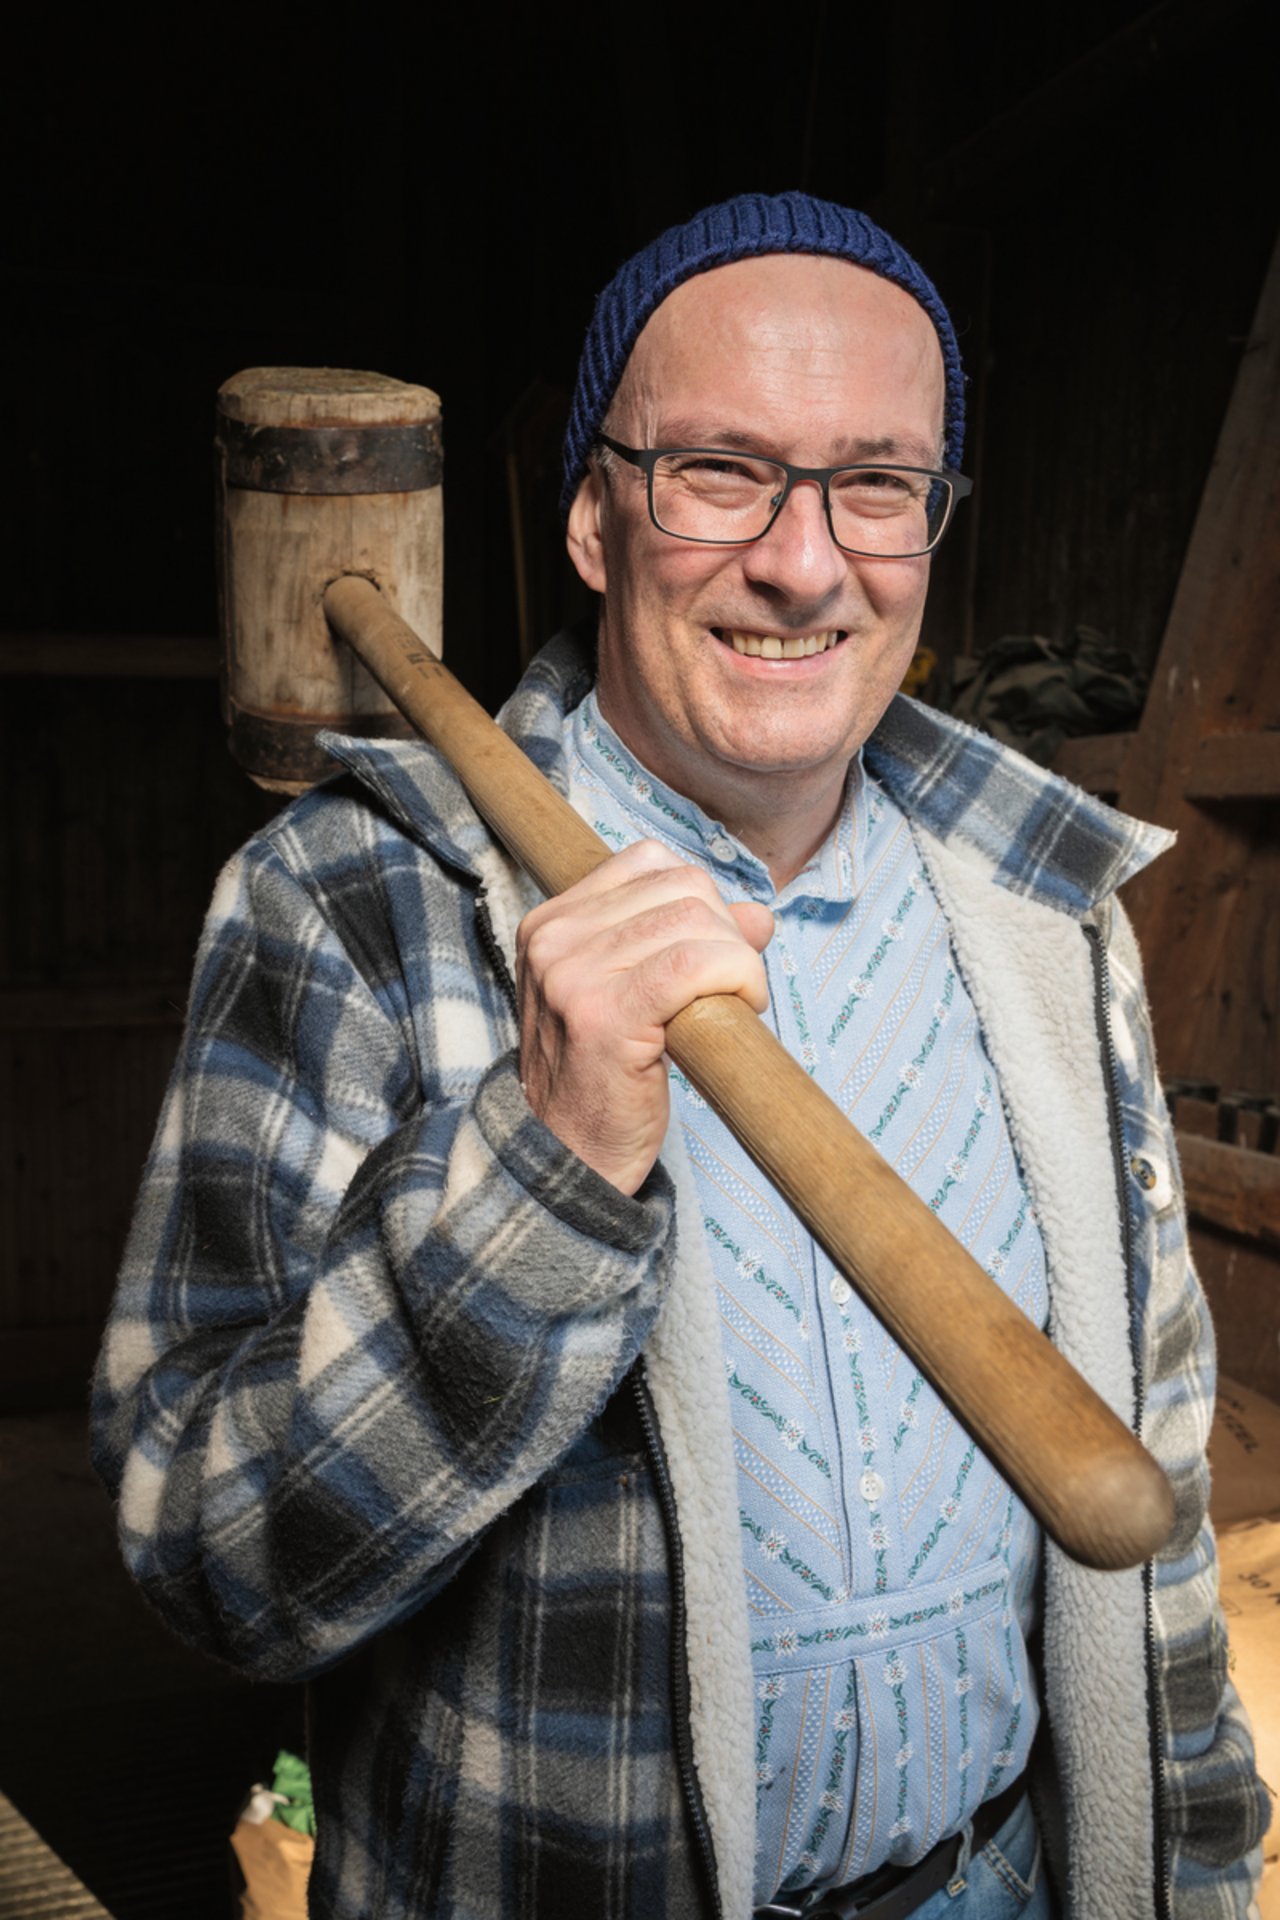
[
  {"xmin": 592, "ymin": 689, "xmax": 850, "ymax": 890},
  {"xmin": 705, "ymin": 761, "xmax": 849, "ymax": 890}
]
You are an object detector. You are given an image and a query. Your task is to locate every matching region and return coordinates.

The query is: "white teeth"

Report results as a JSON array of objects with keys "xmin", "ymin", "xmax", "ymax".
[{"xmin": 726, "ymin": 629, "xmax": 838, "ymax": 657}]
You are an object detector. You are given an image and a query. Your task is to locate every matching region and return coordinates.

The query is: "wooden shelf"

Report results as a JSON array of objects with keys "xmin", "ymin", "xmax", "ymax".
[
  {"xmin": 1052, "ymin": 728, "xmax": 1280, "ymax": 802},
  {"xmin": 1050, "ymin": 732, "xmax": 1134, "ymax": 795}
]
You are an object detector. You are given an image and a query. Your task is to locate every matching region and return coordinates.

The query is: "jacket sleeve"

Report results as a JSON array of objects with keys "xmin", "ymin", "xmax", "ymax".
[
  {"xmin": 91, "ymin": 824, "xmax": 676, "ymax": 1683},
  {"xmin": 1107, "ymin": 901, "xmax": 1270, "ymax": 1916}
]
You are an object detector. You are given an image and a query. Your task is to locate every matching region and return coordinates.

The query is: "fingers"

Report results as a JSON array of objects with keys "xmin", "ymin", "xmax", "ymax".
[
  {"xmin": 518, "ymin": 837, "xmax": 747, "ymax": 953},
  {"xmin": 515, "ymin": 841, "xmax": 773, "ymax": 1195}
]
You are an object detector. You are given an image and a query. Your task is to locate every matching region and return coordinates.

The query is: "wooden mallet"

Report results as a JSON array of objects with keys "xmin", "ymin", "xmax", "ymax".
[{"xmin": 216, "ymin": 368, "xmax": 1176, "ymax": 1573}]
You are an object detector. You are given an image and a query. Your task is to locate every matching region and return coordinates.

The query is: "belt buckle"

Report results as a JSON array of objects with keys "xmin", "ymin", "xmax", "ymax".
[{"xmin": 753, "ymin": 1894, "xmax": 840, "ymax": 1919}]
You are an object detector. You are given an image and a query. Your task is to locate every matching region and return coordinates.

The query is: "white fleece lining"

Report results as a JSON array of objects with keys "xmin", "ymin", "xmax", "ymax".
[
  {"xmin": 920, "ymin": 828, "xmax": 1156, "ymax": 1920},
  {"xmin": 472, "ymin": 841, "xmax": 543, "ymax": 967},
  {"xmin": 645, "ymin": 1111, "xmax": 757, "ymax": 1920},
  {"xmin": 472, "ymin": 843, "xmax": 757, "ymax": 1914}
]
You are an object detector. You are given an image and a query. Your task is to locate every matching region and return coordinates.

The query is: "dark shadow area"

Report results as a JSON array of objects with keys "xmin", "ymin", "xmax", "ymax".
[{"xmin": 2, "ymin": 5, "xmax": 1275, "ymax": 1909}]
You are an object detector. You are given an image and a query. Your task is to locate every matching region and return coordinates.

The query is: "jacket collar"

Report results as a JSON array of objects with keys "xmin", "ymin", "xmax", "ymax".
[{"xmin": 319, "ymin": 630, "xmax": 1169, "ymax": 917}]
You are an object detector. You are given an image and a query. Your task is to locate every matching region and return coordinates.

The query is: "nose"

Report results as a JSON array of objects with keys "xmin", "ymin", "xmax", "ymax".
[{"xmin": 740, "ymin": 475, "xmax": 848, "ymax": 607}]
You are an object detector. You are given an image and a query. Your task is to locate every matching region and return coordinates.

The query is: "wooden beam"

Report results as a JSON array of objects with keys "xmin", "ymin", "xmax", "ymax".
[
  {"xmin": 1185, "ymin": 731, "xmax": 1280, "ymax": 801},
  {"xmin": 1116, "ymin": 230, "xmax": 1280, "ymax": 1089},
  {"xmin": 1050, "ymin": 731, "xmax": 1134, "ymax": 795},
  {"xmin": 1177, "ymin": 1133, "xmax": 1280, "ymax": 1245},
  {"xmin": 0, "ymin": 632, "xmax": 218, "ymax": 679}
]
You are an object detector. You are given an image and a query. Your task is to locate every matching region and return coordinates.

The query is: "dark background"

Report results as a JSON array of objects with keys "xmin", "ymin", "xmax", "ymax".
[{"xmin": 1, "ymin": 5, "xmax": 1275, "ymax": 1912}]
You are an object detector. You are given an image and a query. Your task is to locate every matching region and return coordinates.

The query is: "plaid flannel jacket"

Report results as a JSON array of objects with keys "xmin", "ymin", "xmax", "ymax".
[{"xmin": 93, "ymin": 634, "xmax": 1267, "ymax": 1918}]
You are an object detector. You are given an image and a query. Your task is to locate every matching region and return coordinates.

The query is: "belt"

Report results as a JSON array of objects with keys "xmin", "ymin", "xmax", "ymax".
[{"xmin": 754, "ymin": 1773, "xmax": 1028, "ymax": 1920}]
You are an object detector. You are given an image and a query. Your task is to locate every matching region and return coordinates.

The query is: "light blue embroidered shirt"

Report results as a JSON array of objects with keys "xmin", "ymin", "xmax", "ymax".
[{"xmin": 565, "ymin": 690, "xmax": 1047, "ymax": 1904}]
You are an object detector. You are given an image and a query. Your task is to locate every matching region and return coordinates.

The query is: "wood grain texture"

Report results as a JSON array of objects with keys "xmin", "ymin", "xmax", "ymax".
[
  {"xmin": 1195, "ymin": 1232, "xmax": 1280, "ymax": 1405},
  {"xmin": 0, "ymin": 1789, "xmax": 114, "ymax": 1918},
  {"xmin": 1050, "ymin": 730, "xmax": 1133, "ymax": 796},
  {"xmin": 218, "ymin": 366, "xmax": 440, "ymax": 428},
  {"xmin": 1117, "ymin": 233, "xmax": 1280, "ymax": 1091},
  {"xmin": 1185, "ymin": 731, "xmax": 1280, "ymax": 801},
  {"xmin": 217, "ymin": 369, "xmax": 444, "ymax": 791},
  {"xmin": 1178, "ymin": 1133, "xmax": 1280, "ymax": 1244},
  {"xmin": 323, "ymin": 573, "xmax": 1176, "ymax": 1572}
]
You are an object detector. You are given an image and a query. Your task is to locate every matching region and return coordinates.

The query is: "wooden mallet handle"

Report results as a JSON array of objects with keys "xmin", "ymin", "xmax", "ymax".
[{"xmin": 323, "ymin": 574, "xmax": 1176, "ymax": 1572}]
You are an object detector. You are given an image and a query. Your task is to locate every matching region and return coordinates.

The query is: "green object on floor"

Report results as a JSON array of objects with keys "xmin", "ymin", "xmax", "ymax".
[{"xmin": 270, "ymin": 1749, "xmax": 316, "ymax": 1836}]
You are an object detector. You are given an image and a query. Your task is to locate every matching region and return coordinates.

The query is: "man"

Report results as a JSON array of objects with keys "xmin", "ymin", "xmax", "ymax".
[{"xmin": 93, "ymin": 193, "xmax": 1266, "ymax": 1918}]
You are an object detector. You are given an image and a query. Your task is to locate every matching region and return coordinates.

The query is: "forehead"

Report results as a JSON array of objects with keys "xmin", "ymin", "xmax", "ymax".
[{"xmin": 615, "ymin": 254, "xmax": 945, "ymax": 457}]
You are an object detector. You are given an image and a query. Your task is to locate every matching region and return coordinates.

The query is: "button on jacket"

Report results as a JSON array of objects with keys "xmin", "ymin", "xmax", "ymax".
[{"xmin": 92, "ymin": 633, "xmax": 1267, "ymax": 1918}]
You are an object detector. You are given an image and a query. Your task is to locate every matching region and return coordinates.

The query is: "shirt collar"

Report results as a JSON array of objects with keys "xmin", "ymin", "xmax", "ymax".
[
  {"xmin": 569, "ymin": 689, "xmax": 864, "ymax": 907},
  {"xmin": 316, "ymin": 631, "xmax": 1169, "ymax": 919},
  {"xmin": 865, "ymin": 696, "xmax": 1171, "ymax": 915}
]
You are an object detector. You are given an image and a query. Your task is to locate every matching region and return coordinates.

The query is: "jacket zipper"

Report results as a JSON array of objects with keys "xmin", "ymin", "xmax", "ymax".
[
  {"xmin": 476, "ymin": 885, "xmax": 723, "ymax": 1915},
  {"xmin": 632, "ymin": 1364, "xmax": 724, "ymax": 1920},
  {"xmin": 1084, "ymin": 922, "xmax": 1172, "ymax": 1920},
  {"xmin": 474, "ymin": 887, "xmax": 519, "ymax": 1020}
]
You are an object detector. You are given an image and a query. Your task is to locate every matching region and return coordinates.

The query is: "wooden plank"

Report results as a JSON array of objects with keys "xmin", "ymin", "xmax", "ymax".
[
  {"xmin": 0, "ymin": 1791, "xmax": 114, "ymax": 1917},
  {"xmin": 1195, "ymin": 1234, "xmax": 1280, "ymax": 1404},
  {"xmin": 0, "ymin": 1029, "xmax": 180, "ymax": 1341},
  {"xmin": 0, "ymin": 988, "xmax": 188, "ymax": 1032},
  {"xmin": 1117, "ymin": 231, "xmax": 1280, "ymax": 1090},
  {"xmin": 1185, "ymin": 730, "xmax": 1280, "ymax": 800},
  {"xmin": 1050, "ymin": 732, "xmax": 1134, "ymax": 795},
  {"xmin": 0, "ymin": 1329, "xmax": 104, "ymax": 1413},
  {"xmin": 0, "ymin": 632, "xmax": 218, "ymax": 680},
  {"xmin": 1177, "ymin": 1133, "xmax": 1280, "ymax": 1244}
]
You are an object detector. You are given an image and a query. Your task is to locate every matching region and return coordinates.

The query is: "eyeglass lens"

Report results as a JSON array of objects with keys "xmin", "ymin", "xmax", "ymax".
[{"xmin": 650, "ymin": 452, "xmax": 952, "ymax": 556}]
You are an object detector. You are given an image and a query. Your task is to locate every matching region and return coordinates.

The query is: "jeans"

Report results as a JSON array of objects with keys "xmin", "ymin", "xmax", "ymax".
[{"xmin": 911, "ymin": 1793, "xmax": 1054, "ymax": 1919}]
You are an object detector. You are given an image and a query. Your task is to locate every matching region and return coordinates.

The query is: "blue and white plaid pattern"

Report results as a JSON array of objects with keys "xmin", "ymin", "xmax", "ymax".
[{"xmin": 92, "ymin": 634, "xmax": 1267, "ymax": 1917}]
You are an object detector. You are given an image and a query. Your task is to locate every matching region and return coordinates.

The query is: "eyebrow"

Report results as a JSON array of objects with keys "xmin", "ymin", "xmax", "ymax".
[{"xmin": 652, "ymin": 423, "xmax": 945, "ymax": 467}]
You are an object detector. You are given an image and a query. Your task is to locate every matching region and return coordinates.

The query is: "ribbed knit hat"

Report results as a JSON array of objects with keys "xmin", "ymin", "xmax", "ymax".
[{"xmin": 561, "ymin": 189, "xmax": 964, "ymax": 519}]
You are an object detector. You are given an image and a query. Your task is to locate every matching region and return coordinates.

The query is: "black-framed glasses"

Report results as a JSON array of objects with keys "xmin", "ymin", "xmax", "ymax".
[{"xmin": 597, "ymin": 434, "xmax": 973, "ymax": 559}]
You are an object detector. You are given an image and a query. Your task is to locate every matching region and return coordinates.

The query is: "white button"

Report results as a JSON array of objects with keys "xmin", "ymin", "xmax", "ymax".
[
  {"xmin": 859, "ymin": 1470, "xmax": 885, "ymax": 1504},
  {"xmin": 709, "ymin": 833, "xmax": 737, "ymax": 861},
  {"xmin": 1129, "ymin": 1151, "xmax": 1172, "ymax": 1208},
  {"xmin": 830, "ymin": 1275, "xmax": 852, "ymax": 1305}
]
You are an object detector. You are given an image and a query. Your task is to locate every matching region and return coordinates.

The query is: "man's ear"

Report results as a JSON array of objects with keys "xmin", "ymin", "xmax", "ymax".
[{"xmin": 566, "ymin": 468, "xmax": 607, "ymax": 593}]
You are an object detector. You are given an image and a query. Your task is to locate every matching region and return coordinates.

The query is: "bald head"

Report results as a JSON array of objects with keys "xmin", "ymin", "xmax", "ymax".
[{"xmin": 606, "ymin": 255, "xmax": 946, "ymax": 469}]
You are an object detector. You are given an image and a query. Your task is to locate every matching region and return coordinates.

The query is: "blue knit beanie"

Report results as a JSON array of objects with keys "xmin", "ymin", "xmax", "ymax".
[{"xmin": 561, "ymin": 189, "xmax": 965, "ymax": 519}]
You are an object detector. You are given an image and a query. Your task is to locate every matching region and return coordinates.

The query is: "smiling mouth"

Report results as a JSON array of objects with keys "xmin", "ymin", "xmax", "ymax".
[{"xmin": 717, "ymin": 628, "xmax": 845, "ymax": 659}]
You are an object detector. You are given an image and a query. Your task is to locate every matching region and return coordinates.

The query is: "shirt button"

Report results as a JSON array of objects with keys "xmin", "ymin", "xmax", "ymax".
[
  {"xmin": 830, "ymin": 1275, "xmax": 852, "ymax": 1306},
  {"xmin": 708, "ymin": 833, "xmax": 737, "ymax": 862},
  {"xmin": 1130, "ymin": 1154, "xmax": 1158, "ymax": 1191},
  {"xmin": 859, "ymin": 1470, "xmax": 885, "ymax": 1504}
]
